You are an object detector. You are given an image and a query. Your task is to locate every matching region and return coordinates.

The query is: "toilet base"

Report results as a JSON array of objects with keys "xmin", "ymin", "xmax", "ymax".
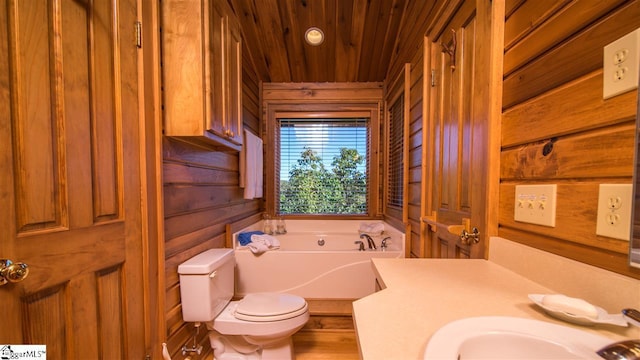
[
  {"xmin": 209, "ymin": 331, "xmax": 295, "ymax": 360},
  {"xmin": 258, "ymin": 338, "xmax": 294, "ymax": 360}
]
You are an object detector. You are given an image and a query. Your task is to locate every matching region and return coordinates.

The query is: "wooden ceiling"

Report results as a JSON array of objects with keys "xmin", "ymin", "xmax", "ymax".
[{"xmin": 229, "ymin": 0, "xmax": 410, "ymax": 83}]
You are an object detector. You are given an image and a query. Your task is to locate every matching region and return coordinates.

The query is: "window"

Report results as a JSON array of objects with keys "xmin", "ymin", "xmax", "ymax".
[
  {"xmin": 387, "ymin": 94, "xmax": 404, "ymax": 208},
  {"xmin": 277, "ymin": 118, "xmax": 369, "ymax": 215}
]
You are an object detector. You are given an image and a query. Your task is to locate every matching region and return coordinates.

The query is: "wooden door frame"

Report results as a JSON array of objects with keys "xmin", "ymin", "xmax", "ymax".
[{"xmin": 139, "ymin": 0, "xmax": 166, "ymax": 358}]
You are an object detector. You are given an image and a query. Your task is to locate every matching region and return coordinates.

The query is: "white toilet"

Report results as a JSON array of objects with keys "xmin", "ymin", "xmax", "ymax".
[{"xmin": 178, "ymin": 248, "xmax": 310, "ymax": 360}]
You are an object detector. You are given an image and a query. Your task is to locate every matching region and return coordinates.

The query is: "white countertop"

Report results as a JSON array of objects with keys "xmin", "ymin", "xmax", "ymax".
[{"xmin": 352, "ymin": 257, "xmax": 636, "ymax": 360}]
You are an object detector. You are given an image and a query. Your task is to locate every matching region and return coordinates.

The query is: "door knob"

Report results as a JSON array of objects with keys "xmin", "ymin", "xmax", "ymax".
[
  {"xmin": 446, "ymin": 218, "xmax": 480, "ymax": 245},
  {"xmin": 0, "ymin": 259, "xmax": 29, "ymax": 286},
  {"xmin": 460, "ymin": 227, "xmax": 480, "ymax": 245}
]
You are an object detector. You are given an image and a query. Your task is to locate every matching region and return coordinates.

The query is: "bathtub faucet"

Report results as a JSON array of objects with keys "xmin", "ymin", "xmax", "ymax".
[
  {"xmin": 381, "ymin": 237, "xmax": 391, "ymax": 251},
  {"xmin": 360, "ymin": 234, "xmax": 377, "ymax": 250}
]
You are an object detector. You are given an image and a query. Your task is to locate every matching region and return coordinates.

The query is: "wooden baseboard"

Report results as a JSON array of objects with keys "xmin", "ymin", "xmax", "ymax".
[{"xmin": 306, "ymin": 299, "xmax": 355, "ymax": 316}]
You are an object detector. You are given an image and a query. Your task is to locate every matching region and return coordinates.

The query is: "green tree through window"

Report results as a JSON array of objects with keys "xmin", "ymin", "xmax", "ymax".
[{"xmin": 279, "ymin": 119, "xmax": 368, "ymax": 215}]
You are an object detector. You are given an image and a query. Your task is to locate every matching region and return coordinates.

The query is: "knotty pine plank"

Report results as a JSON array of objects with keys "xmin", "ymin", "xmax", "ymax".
[
  {"xmin": 502, "ymin": 71, "xmax": 637, "ymax": 147},
  {"xmin": 502, "ymin": 0, "xmax": 640, "ymax": 108}
]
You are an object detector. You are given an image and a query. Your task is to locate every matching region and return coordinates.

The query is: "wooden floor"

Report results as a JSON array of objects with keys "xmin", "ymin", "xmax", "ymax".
[
  {"xmin": 293, "ymin": 328, "xmax": 360, "ymax": 360},
  {"xmin": 292, "ymin": 302, "xmax": 360, "ymax": 359},
  {"xmin": 204, "ymin": 328, "xmax": 359, "ymax": 360},
  {"xmin": 205, "ymin": 303, "xmax": 361, "ymax": 359}
]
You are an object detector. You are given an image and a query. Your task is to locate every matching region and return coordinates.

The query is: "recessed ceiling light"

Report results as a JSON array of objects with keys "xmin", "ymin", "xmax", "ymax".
[{"xmin": 305, "ymin": 27, "xmax": 324, "ymax": 46}]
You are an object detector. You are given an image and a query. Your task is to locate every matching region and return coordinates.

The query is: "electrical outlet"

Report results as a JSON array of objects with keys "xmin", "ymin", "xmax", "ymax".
[
  {"xmin": 596, "ymin": 184, "xmax": 632, "ymax": 240},
  {"xmin": 603, "ymin": 29, "xmax": 640, "ymax": 99},
  {"xmin": 514, "ymin": 184, "xmax": 557, "ymax": 227}
]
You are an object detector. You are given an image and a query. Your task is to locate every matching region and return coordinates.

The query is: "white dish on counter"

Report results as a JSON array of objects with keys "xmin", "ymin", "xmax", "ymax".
[{"xmin": 528, "ymin": 294, "xmax": 628, "ymax": 327}]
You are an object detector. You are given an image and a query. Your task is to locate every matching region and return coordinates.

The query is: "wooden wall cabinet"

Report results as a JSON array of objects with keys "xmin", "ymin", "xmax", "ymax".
[{"xmin": 162, "ymin": 0, "xmax": 243, "ymax": 151}]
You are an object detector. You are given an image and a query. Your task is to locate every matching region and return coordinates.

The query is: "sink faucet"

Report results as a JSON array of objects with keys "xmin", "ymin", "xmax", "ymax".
[
  {"xmin": 360, "ymin": 233, "xmax": 376, "ymax": 250},
  {"xmin": 597, "ymin": 339, "xmax": 640, "ymax": 360}
]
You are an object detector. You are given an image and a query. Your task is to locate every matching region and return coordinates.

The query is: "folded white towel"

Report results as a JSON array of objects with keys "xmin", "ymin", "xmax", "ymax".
[
  {"xmin": 359, "ymin": 222, "xmax": 384, "ymax": 235},
  {"xmin": 247, "ymin": 241, "xmax": 270, "ymax": 255},
  {"xmin": 247, "ymin": 234, "xmax": 280, "ymax": 255},
  {"xmin": 251, "ymin": 234, "xmax": 280, "ymax": 248}
]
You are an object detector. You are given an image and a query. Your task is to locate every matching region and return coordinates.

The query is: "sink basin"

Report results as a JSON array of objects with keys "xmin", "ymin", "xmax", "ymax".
[{"xmin": 424, "ymin": 316, "xmax": 613, "ymax": 359}]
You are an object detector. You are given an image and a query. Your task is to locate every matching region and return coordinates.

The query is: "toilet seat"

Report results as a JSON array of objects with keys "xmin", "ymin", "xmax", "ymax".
[
  {"xmin": 234, "ymin": 293, "xmax": 308, "ymax": 322},
  {"xmin": 213, "ymin": 295, "xmax": 310, "ymax": 337}
]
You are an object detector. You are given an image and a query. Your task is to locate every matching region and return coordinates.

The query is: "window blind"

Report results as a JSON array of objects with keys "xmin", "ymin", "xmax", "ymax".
[{"xmin": 388, "ymin": 95, "xmax": 404, "ymax": 208}]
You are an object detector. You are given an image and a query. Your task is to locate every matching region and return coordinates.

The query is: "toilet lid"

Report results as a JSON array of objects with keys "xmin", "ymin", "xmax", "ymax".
[{"xmin": 234, "ymin": 293, "xmax": 308, "ymax": 322}]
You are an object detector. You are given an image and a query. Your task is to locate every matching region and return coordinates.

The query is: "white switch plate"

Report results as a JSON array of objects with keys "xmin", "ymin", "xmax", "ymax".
[
  {"xmin": 596, "ymin": 184, "xmax": 632, "ymax": 240},
  {"xmin": 514, "ymin": 184, "xmax": 557, "ymax": 227},
  {"xmin": 603, "ymin": 28, "xmax": 640, "ymax": 99}
]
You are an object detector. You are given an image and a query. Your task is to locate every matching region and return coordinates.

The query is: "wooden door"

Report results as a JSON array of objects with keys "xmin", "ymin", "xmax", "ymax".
[
  {"xmin": 425, "ymin": 0, "xmax": 502, "ymax": 259},
  {"xmin": 0, "ymin": 1, "xmax": 146, "ymax": 358}
]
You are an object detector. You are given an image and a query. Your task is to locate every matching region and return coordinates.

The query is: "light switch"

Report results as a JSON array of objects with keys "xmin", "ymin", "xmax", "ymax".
[{"xmin": 514, "ymin": 185, "xmax": 557, "ymax": 227}]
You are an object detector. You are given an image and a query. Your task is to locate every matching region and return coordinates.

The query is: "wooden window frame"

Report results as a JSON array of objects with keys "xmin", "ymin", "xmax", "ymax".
[
  {"xmin": 263, "ymin": 83, "xmax": 384, "ymax": 219},
  {"xmin": 384, "ymin": 64, "xmax": 410, "ymax": 224},
  {"xmin": 266, "ymin": 107, "xmax": 381, "ymax": 219}
]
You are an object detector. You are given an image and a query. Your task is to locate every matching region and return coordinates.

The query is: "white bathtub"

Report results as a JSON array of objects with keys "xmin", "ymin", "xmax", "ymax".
[{"xmin": 233, "ymin": 220, "xmax": 405, "ymax": 300}]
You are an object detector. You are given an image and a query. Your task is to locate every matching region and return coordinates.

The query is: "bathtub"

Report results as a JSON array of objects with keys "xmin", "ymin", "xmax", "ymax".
[{"xmin": 233, "ymin": 220, "xmax": 405, "ymax": 300}]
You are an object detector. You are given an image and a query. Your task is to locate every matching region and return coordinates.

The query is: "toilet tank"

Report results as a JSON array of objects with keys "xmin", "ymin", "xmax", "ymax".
[{"xmin": 178, "ymin": 248, "xmax": 235, "ymax": 322}]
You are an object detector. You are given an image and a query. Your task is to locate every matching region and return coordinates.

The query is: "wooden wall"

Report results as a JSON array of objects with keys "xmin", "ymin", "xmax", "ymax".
[
  {"xmin": 499, "ymin": 0, "xmax": 640, "ymax": 279},
  {"xmin": 385, "ymin": 0, "xmax": 435, "ymax": 258},
  {"xmin": 386, "ymin": 0, "xmax": 640, "ymax": 276},
  {"xmin": 161, "ymin": 44, "xmax": 263, "ymax": 358},
  {"xmin": 407, "ymin": 46, "xmax": 426, "ymax": 258}
]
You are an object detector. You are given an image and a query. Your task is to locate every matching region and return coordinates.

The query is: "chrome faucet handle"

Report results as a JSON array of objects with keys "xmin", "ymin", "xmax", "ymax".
[
  {"xmin": 623, "ymin": 308, "xmax": 640, "ymax": 327},
  {"xmin": 381, "ymin": 237, "xmax": 391, "ymax": 248},
  {"xmin": 354, "ymin": 240, "xmax": 365, "ymax": 251},
  {"xmin": 597, "ymin": 339, "xmax": 640, "ymax": 360}
]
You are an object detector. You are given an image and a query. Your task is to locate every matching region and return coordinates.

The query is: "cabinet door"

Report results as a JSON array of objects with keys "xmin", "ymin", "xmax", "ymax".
[
  {"xmin": 162, "ymin": 0, "xmax": 241, "ymax": 151},
  {"xmin": 226, "ymin": 15, "xmax": 243, "ymax": 145},
  {"xmin": 207, "ymin": 0, "xmax": 226, "ymax": 138}
]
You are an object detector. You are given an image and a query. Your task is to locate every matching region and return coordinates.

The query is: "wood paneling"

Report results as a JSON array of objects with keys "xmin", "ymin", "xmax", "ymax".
[
  {"xmin": 408, "ymin": 38, "xmax": 423, "ymax": 238},
  {"xmin": 502, "ymin": 71, "xmax": 637, "ymax": 147},
  {"xmin": 500, "ymin": 0, "xmax": 640, "ymax": 279},
  {"xmin": 230, "ymin": 0, "xmax": 408, "ymax": 82},
  {"xmin": 503, "ymin": 0, "xmax": 640, "ymax": 109},
  {"xmin": 387, "ymin": 1, "xmax": 437, "ymax": 82},
  {"xmin": 501, "ymin": 122, "xmax": 635, "ymax": 180},
  {"xmin": 504, "ymin": 0, "xmax": 627, "ymax": 74}
]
